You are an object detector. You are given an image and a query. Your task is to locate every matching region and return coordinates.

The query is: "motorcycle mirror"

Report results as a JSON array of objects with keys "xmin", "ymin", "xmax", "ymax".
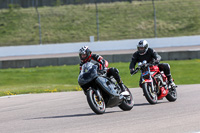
[
  {"xmin": 138, "ymin": 62, "xmax": 142, "ymax": 67},
  {"xmin": 143, "ymin": 60, "xmax": 147, "ymax": 65}
]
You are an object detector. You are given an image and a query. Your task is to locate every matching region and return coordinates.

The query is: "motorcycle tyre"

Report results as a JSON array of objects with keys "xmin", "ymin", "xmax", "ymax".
[
  {"xmin": 87, "ymin": 89, "xmax": 106, "ymax": 114},
  {"xmin": 166, "ymin": 87, "xmax": 177, "ymax": 102},
  {"xmin": 118, "ymin": 85, "xmax": 134, "ymax": 111},
  {"xmin": 142, "ymin": 82, "xmax": 157, "ymax": 104}
]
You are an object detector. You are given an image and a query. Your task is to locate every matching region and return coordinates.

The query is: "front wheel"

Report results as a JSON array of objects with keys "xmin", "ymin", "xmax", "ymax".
[
  {"xmin": 142, "ymin": 82, "xmax": 158, "ymax": 104},
  {"xmin": 87, "ymin": 89, "xmax": 106, "ymax": 114},
  {"xmin": 118, "ymin": 85, "xmax": 134, "ymax": 111}
]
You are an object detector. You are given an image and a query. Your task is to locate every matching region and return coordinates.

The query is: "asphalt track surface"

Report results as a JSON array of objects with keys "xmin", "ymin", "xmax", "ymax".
[{"xmin": 0, "ymin": 84, "xmax": 200, "ymax": 133}]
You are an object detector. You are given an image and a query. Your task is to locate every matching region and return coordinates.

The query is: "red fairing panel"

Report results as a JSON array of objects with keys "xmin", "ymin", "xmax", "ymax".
[{"xmin": 158, "ymin": 87, "xmax": 168, "ymax": 100}]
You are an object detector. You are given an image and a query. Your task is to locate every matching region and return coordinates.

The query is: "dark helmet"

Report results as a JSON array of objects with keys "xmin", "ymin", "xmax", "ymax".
[
  {"xmin": 137, "ymin": 40, "xmax": 149, "ymax": 55},
  {"xmin": 79, "ymin": 46, "xmax": 92, "ymax": 62}
]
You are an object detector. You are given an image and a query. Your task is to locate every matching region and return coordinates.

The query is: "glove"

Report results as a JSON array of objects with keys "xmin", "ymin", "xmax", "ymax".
[
  {"xmin": 130, "ymin": 68, "xmax": 139, "ymax": 75},
  {"xmin": 98, "ymin": 70, "xmax": 106, "ymax": 75},
  {"xmin": 130, "ymin": 69, "xmax": 135, "ymax": 75}
]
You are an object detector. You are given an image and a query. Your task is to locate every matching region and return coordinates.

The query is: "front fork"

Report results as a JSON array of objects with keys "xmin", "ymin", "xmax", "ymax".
[
  {"xmin": 141, "ymin": 70, "xmax": 155, "ymax": 93},
  {"xmin": 94, "ymin": 89, "xmax": 102, "ymax": 101},
  {"xmin": 149, "ymin": 75, "xmax": 155, "ymax": 92}
]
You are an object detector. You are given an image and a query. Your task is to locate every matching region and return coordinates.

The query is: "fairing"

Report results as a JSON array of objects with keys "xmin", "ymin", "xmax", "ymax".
[{"xmin": 78, "ymin": 62, "xmax": 98, "ymax": 86}]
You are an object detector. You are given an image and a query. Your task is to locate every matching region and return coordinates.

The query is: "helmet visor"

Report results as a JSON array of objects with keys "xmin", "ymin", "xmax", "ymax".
[
  {"xmin": 138, "ymin": 47, "xmax": 145, "ymax": 54},
  {"xmin": 138, "ymin": 47, "xmax": 145, "ymax": 51},
  {"xmin": 81, "ymin": 53, "xmax": 87, "ymax": 59}
]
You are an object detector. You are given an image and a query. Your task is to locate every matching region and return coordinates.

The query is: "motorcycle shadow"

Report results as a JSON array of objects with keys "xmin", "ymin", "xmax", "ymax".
[
  {"xmin": 134, "ymin": 103, "xmax": 150, "ymax": 106},
  {"xmin": 134, "ymin": 100, "xmax": 169, "ymax": 106},
  {"xmin": 30, "ymin": 110, "xmax": 122, "ymax": 120}
]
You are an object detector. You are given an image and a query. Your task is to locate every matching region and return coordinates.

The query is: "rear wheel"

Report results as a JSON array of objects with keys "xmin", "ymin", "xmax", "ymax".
[
  {"xmin": 87, "ymin": 89, "xmax": 106, "ymax": 114},
  {"xmin": 118, "ymin": 85, "xmax": 134, "ymax": 111},
  {"xmin": 166, "ymin": 86, "xmax": 177, "ymax": 102},
  {"xmin": 142, "ymin": 82, "xmax": 157, "ymax": 104}
]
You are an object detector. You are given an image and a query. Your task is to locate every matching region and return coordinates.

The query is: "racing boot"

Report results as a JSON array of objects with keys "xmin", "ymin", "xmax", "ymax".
[
  {"xmin": 167, "ymin": 75, "xmax": 176, "ymax": 88},
  {"xmin": 119, "ymin": 80, "xmax": 129, "ymax": 96}
]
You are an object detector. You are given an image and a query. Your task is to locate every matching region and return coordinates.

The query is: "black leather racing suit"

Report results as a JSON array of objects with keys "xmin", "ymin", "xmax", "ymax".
[
  {"xmin": 80, "ymin": 53, "xmax": 125, "ymax": 92},
  {"xmin": 129, "ymin": 48, "xmax": 173, "ymax": 83}
]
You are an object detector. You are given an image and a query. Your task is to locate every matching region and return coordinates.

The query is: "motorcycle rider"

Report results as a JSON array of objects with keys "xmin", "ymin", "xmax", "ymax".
[
  {"xmin": 129, "ymin": 40, "xmax": 176, "ymax": 88},
  {"xmin": 79, "ymin": 46, "xmax": 129, "ymax": 96}
]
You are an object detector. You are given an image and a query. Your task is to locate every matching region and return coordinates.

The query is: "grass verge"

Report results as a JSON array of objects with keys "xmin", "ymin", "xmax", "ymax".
[
  {"xmin": 0, "ymin": 59, "xmax": 200, "ymax": 97},
  {"xmin": 0, "ymin": 0, "xmax": 200, "ymax": 46}
]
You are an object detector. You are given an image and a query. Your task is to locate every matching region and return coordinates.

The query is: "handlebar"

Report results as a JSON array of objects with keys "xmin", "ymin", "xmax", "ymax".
[
  {"xmin": 98, "ymin": 69, "xmax": 107, "ymax": 75},
  {"xmin": 131, "ymin": 67, "xmax": 140, "ymax": 75},
  {"xmin": 131, "ymin": 61, "xmax": 159, "ymax": 76}
]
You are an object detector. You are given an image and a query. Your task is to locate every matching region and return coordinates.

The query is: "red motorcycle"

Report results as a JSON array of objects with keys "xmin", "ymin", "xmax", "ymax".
[{"xmin": 131, "ymin": 60, "xmax": 177, "ymax": 104}]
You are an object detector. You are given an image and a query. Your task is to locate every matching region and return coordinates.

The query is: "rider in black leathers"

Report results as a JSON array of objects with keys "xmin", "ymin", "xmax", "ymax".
[
  {"xmin": 79, "ymin": 46, "xmax": 129, "ymax": 95},
  {"xmin": 129, "ymin": 40, "xmax": 176, "ymax": 87}
]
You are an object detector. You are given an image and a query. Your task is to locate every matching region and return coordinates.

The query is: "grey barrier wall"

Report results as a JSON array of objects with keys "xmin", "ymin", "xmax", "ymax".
[
  {"xmin": 1, "ymin": 35, "xmax": 200, "ymax": 57},
  {"xmin": 0, "ymin": 50, "xmax": 199, "ymax": 69}
]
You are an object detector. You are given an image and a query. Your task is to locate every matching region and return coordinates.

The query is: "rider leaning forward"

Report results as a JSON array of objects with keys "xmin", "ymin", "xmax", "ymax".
[
  {"xmin": 129, "ymin": 40, "xmax": 176, "ymax": 87},
  {"xmin": 79, "ymin": 46, "xmax": 129, "ymax": 96}
]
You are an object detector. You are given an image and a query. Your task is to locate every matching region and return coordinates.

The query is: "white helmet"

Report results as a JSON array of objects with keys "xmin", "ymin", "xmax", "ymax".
[
  {"xmin": 137, "ymin": 40, "xmax": 149, "ymax": 55},
  {"xmin": 79, "ymin": 46, "xmax": 92, "ymax": 62}
]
